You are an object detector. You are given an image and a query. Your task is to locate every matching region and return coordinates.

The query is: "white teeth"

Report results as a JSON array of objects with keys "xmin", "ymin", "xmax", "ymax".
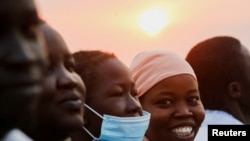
[{"xmin": 172, "ymin": 126, "xmax": 193, "ymax": 137}]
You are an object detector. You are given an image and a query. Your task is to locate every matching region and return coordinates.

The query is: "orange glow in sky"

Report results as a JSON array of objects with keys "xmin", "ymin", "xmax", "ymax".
[{"xmin": 36, "ymin": 0, "xmax": 250, "ymax": 66}]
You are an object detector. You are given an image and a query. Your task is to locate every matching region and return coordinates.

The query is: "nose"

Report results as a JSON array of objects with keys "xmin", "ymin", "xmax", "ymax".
[
  {"xmin": 5, "ymin": 30, "xmax": 47, "ymax": 71},
  {"xmin": 125, "ymin": 94, "xmax": 143, "ymax": 116},
  {"xmin": 3, "ymin": 31, "xmax": 45, "ymax": 80},
  {"xmin": 7, "ymin": 32, "xmax": 37, "ymax": 68},
  {"xmin": 174, "ymin": 102, "xmax": 193, "ymax": 118},
  {"xmin": 57, "ymin": 67, "xmax": 78, "ymax": 90}
]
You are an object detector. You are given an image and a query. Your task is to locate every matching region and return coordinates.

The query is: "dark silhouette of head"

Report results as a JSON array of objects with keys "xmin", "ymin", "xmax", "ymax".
[{"xmin": 186, "ymin": 36, "xmax": 250, "ymax": 123}]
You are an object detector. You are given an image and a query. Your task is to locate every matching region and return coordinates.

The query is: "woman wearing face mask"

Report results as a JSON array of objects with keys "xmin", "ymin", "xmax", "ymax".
[
  {"xmin": 130, "ymin": 50, "xmax": 205, "ymax": 141},
  {"xmin": 23, "ymin": 23, "xmax": 86, "ymax": 141},
  {"xmin": 70, "ymin": 50, "xmax": 150, "ymax": 141}
]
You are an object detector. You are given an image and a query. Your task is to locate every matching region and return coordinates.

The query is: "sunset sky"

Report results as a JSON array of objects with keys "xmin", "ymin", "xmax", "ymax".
[{"xmin": 36, "ymin": 0, "xmax": 250, "ymax": 66}]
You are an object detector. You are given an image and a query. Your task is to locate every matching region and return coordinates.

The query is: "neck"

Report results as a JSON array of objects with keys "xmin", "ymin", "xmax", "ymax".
[
  {"xmin": 238, "ymin": 102, "xmax": 250, "ymax": 124},
  {"xmin": 28, "ymin": 125, "xmax": 68, "ymax": 141},
  {"xmin": 0, "ymin": 120, "xmax": 14, "ymax": 138},
  {"xmin": 226, "ymin": 100, "xmax": 247, "ymax": 124}
]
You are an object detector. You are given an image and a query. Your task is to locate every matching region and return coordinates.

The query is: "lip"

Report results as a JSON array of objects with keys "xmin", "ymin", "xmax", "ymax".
[{"xmin": 58, "ymin": 94, "xmax": 84, "ymax": 111}]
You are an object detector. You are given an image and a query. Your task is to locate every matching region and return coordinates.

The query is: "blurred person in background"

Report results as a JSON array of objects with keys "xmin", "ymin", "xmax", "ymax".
[
  {"xmin": 22, "ymin": 23, "xmax": 86, "ymax": 141},
  {"xmin": 0, "ymin": 0, "xmax": 48, "ymax": 140},
  {"xmin": 186, "ymin": 36, "xmax": 250, "ymax": 141}
]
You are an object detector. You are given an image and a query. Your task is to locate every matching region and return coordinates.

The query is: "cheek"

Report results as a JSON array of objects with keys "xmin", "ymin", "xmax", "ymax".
[
  {"xmin": 101, "ymin": 100, "xmax": 127, "ymax": 116},
  {"xmin": 43, "ymin": 75, "xmax": 56, "ymax": 94},
  {"xmin": 151, "ymin": 112, "xmax": 170, "ymax": 126},
  {"xmin": 110, "ymin": 101, "xmax": 127, "ymax": 116},
  {"xmin": 192, "ymin": 106, "xmax": 205, "ymax": 125},
  {"xmin": 143, "ymin": 106, "xmax": 171, "ymax": 127},
  {"xmin": 74, "ymin": 74, "xmax": 86, "ymax": 95}
]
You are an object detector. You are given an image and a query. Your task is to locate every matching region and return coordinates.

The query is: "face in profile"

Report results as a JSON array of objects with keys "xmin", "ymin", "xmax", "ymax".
[
  {"xmin": 38, "ymin": 24, "xmax": 86, "ymax": 132},
  {"xmin": 238, "ymin": 46, "xmax": 250, "ymax": 121},
  {"xmin": 0, "ymin": 0, "xmax": 47, "ymax": 125},
  {"xmin": 86, "ymin": 58, "xmax": 143, "ymax": 136},
  {"xmin": 140, "ymin": 74, "xmax": 205, "ymax": 141}
]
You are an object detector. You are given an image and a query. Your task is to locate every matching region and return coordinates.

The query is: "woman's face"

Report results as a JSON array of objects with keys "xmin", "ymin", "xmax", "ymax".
[
  {"xmin": 40, "ymin": 28, "xmax": 86, "ymax": 131},
  {"xmin": 140, "ymin": 74, "xmax": 205, "ymax": 141},
  {"xmin": 86, "ymin": 58, "xmax": 143, "ymax": 136}
]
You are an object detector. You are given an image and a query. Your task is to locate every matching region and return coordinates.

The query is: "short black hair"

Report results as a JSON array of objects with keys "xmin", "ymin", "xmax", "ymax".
[
  {"xmin": 186, "ymin": 36, "xmax": 246, "ymax": 109},
  {"xmin": 73, "ymin": 50, "xmax": 117, "ymax": 93}
]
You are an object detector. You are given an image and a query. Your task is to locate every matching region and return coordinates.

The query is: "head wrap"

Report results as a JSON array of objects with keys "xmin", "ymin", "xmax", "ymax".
[{"xmin": 130, "ymin": 50, "xmax": 196, "ymax": 97}]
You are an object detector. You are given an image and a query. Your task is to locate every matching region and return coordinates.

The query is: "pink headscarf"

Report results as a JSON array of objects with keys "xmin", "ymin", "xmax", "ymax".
[{"xmin": 130, "ymin": 50, "xmax": 196, "ymax": 97}]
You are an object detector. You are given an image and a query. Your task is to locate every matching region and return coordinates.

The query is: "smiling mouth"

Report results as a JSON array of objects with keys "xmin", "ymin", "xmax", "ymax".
[{"xmin": 171, "ymin": 126, "xmax": 193, "ymax": 137}]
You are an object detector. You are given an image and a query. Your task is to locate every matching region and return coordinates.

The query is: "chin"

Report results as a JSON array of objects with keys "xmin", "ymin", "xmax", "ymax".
[{"xmin": 61, "ymin": 115, "xmax": 84, "ymax": 131}]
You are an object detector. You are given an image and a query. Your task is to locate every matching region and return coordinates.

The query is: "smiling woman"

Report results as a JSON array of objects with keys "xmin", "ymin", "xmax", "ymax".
[{"xmin": 139, "ymin": 9, "xmax": 169, "ymax": 36}]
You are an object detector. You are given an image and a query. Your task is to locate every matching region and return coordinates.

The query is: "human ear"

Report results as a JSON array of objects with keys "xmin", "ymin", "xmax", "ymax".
[{"xmin": 228, "ymin": 82, "xmax": 241, "ymax": 98}]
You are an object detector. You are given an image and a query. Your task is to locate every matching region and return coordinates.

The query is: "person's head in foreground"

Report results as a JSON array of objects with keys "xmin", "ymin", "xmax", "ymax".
[
  {"xmin": 0, "ymin": 0, "xmax": 47, "ymax": 139},
  {"xmin": 26, "ymin": 23, "xmax": 86, "ymax": 141},
  {"xmin": 71, "ymin": 50, "xmax": 150, "ymax": 141},
  {"xmin": 186, "ymin": 36, "xmax": 250, "ymax": 124},
  {"xmin": 130, "ymin": 50, "xmax": 205, "ymax": 141}
]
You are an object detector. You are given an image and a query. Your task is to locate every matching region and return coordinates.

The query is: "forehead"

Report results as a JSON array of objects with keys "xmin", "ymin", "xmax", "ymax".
[
  {"xmin": 0, "ymin": 0, "xmax": 35, "ymax": 12},
  {"xmin": 0, "ymin": 0, "xmax": 37, "ymax": 24},
  {"xmin": 144, "ymin": 74, "xmax": 198, "ymax": 98},
  {"xmin": 90, "ymin": 58, "xmax": 132, "ymax": 93},
  {"xmin": 97, "ymin": 58, "xmax": 130, "ymax": 79},
  {"xmin": 47, "ymin": 35, "xmax": 69, "ymax": 55},
  {"xmin": 241, "ymin": 46, "xmax": 250, "ymax": 58}
]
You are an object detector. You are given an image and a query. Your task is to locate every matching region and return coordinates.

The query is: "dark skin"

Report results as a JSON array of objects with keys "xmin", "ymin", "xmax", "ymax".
[
  {"xmin": 140, "ymin": 75, "xmax": 205, "ymax": 141},
  {"xmin": 26, "ymin": 24, "xmax": 86, "ymax": 141},
  {"xmin": 71, "ymin": 57, "xmax": 143, "ymax": 141},
  {"xmin": 0, "ymin": 0, "xmax": 47, "ymax": 138},
  {"xmin": 226, "ymin": 46, "xmax": 250, "ymax": 123},
  {"xmin": 186, "ymin": 36, "xmax": 250, "ymax": 124}
]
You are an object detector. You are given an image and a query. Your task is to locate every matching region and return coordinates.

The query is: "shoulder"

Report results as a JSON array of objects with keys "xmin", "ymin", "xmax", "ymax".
[
  {"xmin": 64, "ymin": 137, "xmax": 72, "ymax": 141},
  {"xmin": 203, "ymin": 110, "xmax": 243, "ymax": 125},
  {"xmin": 2, "ymin": 129, "xmax": 33, "ymax": 141}
]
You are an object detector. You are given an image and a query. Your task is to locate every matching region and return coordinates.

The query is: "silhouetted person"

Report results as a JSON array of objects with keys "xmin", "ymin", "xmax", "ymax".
[
  {"xmin": 0, "ymin": 0, "xmax": 47, "ymax": 140},
  {"xmin": 186, "ymin": 36, "xmax": 250, "ymax": 141}
]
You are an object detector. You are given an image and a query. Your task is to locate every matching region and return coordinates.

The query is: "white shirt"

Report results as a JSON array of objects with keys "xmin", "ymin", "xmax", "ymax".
[
  {"xmin": 194, "ymin": 110, "xmax": 243, "ymax": 141},
  {"xmin": 2, "ymin": 129, "xmax": 33, "ymax": 141}
]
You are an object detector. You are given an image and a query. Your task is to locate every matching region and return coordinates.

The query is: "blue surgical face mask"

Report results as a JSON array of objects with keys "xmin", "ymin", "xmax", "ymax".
[{"xmin": 83, "ymin": 104, "xmax": 150, "ymax": 141}]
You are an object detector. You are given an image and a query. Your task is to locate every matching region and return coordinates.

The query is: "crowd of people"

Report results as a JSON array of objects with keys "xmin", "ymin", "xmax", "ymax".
[{"xmin": 1, "ymin": 0, "xmax": 249, "ymax": 141}]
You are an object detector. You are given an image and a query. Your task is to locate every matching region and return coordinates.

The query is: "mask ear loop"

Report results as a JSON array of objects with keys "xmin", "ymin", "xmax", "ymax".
[
  {"xmin": 82, "ymin": 104, "xmax": 104, "ymax": 140},
  {"xmin": 84, "ymin": 104, "xmax": 103, "ymax": 119},
  {"xmin": 82, "ymin": 127, "xmax": 98, "ymax": 140}
]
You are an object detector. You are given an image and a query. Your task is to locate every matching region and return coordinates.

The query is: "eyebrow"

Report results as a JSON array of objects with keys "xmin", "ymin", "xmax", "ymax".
[
  {"xmin": 155, "ymin": 89, "xmax": 199, "ymax": 97},
  {"xmin": 111, "ymin": 80, "xmax": 135, "ymax": 89}
]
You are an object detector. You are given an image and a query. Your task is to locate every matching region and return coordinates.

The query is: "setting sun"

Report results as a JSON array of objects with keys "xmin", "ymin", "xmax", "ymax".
[{"xmin": 139, "ymin": 9, "xmax": 169, "ymax": 36}]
